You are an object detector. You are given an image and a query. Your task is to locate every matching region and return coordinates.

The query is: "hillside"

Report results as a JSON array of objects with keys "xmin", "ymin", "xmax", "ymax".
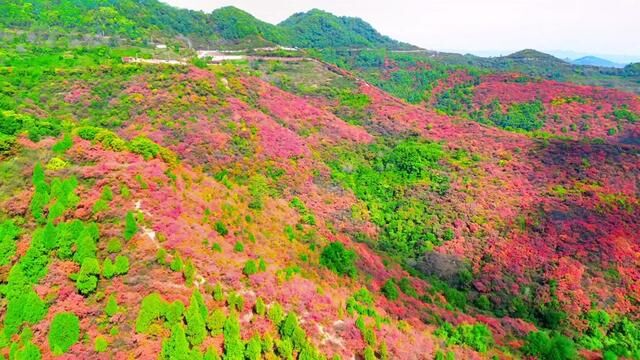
[
  {"xmin": 1, "ymin": 4, "xmax": 640, "ymax": 360},
  {"xmin": 374, "ymin": 49, "xmax": 640, "ymax": 94},
  {"xmin": 0, "ymin": 1, "xmax": 412, "ymax": 50},
  {"xmin": 278, "ymin": 9, "xmax": 414, "ymax": 50}
]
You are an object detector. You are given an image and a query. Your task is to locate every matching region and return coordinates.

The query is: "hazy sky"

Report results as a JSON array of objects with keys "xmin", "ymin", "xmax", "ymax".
[{"xmin": 162, "ymin": 0, "xmax": 640, "ymax": 62}]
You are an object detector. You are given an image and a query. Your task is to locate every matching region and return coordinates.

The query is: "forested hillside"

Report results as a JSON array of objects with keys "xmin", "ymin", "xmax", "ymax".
[{"xmin": 0, "ymin": 1, "xmax": 412, "ymax": 49}]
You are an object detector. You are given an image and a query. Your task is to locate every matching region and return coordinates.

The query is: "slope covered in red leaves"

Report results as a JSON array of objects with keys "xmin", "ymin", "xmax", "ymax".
[{"xmin": 1, "ymin": 46, "xmax": 639, "ymax": 360}]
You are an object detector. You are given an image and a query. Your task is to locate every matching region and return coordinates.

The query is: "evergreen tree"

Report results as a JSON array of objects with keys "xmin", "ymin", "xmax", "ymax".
[
  {"xmin": 124, "ymin": 211, "xmax": 138, "ymax": 241},
  {"xmin": 185, "ymin": 294, "xmax": 207, "ymax": 346},
  {"xmin": 223, "ymin": 312, "xmax": 244, "ymax": 360},
  {"xmin": 48, "ymin": 312, "xmax": 80, "ymax": 355},
  {"xmin": 161, "ymin": 324, "xmax": 191, "ymax": 360},
  {"xmin": 105, "ymin": 294, "xmax": 118, "ymax": 317}
]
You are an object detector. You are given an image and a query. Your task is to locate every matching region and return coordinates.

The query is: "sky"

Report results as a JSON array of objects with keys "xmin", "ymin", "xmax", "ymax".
[{"xmin": 162, "ymin": 0, "xmax": 640, "ymax": 63}]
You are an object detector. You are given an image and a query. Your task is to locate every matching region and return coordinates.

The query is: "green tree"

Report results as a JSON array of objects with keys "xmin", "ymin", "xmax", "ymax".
[
  {"xmin": 243, "ymin": 260, "xmax": 257, "ymax": 276},
  {"xmin": 381, "ymin": 279, "xmax": 399, "ymax": 300},
  {"xmin": 320, "ymin": 242, "xmax": 357, "ymax": 277},
  {"xmin": 102, "ymin": 258, "xmax": 116, "ymax": 279},
  {"xmin": 206, "ymin": 308, "xmax": 226, "ymax": 335},
  {"xmin": 136, "ymin": 293, "xmax": 168, "ymax": 333},
  {"xmin": 3, "ymin": 289, "xmax": 46, "ymax": 337},
  {"xmin": 245, "ymin": 336, "xmax": 262, "ymax": 360},
  {"xmin": 161, "ymin": 324, "xmax": 191, "ymax": 360},
  {"xmin": 223, "ymin": 312, "xmax": 244, "ymax": 360},
  {"xmin": 114, "ymin": 255, "xmax": 130, "ymax": 275},
  {"xmin": 48, "ymin": 312, "xmax": 80, "ymax": 355},
  {"xmin": 105, "ymin": 294, "xmax": 119, "ymax": 317},
  {"xmin": 124, "ymin": 211, "xmax": 138, "ymax": 240},
  {"xmin": 522, "ymin": 331, "xmax": 577, "ymax": 360},
  {"xmin": 76, "ymin": 258, "xmax": 101, "ymax": 295},
  {"xmin": 254, "ymin": 297, "xmax": 266, "ymax": 316},
  {"xmin": 185, "ymin": 294, "xmax": 207, "ymax": 346}
]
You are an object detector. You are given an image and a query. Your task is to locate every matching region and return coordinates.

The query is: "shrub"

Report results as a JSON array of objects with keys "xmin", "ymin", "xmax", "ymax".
[
  {"xmin": 280, "ymin": 313, "xmax": 299, "ymax": 338},
  {"xmin": 214, "ymin": 221, "xmax": 228, "ymax": 236},
  {"xmin": 522, "ymin": 331, "xmax": 577, "ymax": 360},
  {"xmin": 398, "ymin": 278, "xmax": 418, "ymax": 297},
  {"xmin": 320, "ymin": 242, "xmax": 357, "ymax": 277},
  {"xmin": 106, "ymin": 238, "xmax": 122, "ymax": 253},
  {"xmin": 92, "ymin": 199, "xmax": 109, "ymax": 214},
  {"xmin": 48, "ymin": 312, "xmax": 80, "ymax": 355},
  {"xmin": 29, "ymin": 185, "xmax": 49, "ymax": 224},
  {"xmin": 124, "ymin": 211, "xmax": 138, "ymax": 241},
  {"xmin": 364, "ymin": 346, "xmax": 376, "ymax": 360},
  {"xmin": 73, "ymin": 225, "xmax": 99, "ymax": 264},
  {"xmin": 114, "ymin": 255, "xmax": 130, "ymax": 275},
  {"xmin": 53, "ymin": 133, "xmax": 73, "ymax": 154},
  {"xmin": 381, "ymin": 279, "xmax": 399, "ymax": 300},
  {"xmin": 233, "ymin": 241, "xmax": 244, "ymax": 252},
  {"xmin": 0, "ymin": 110, "xmax": 25, "ymax": 135},
  {"xmin": 612, "ymin": 105, "xmax": 638, "ymax": 123},
  {"xmin": 95, "ymin": 130, "xmax": 126, "ymax": 151},
  {"xmin": 0, "ymin": 133, "xmax": 16, "ymax": 154},
  {"xmin": 435, "ymin": 322, "xmax": 494, "ymax": 353},
  {"xmin": 128, "ymin": 136, "xmax": 160, "ymax": 160},
  {"xmin": 100, "ymin": 186, "xmax": 114, "ymax": 201},
  {"xmin": 76, "ymin": 126, "xmax": 101, "ymax": 141},
  {"xmin": 276, "ymin": 338, "xmax": 293, "ymax": 360},
  {"xmin": 156, "ymin": 248, "xmax": 167, "ymax": 265},
  {"xmin": 254, "ymin": 297, "xmax": 266, "ymax": 315},
  {"xmin": 94, "ymin": 336, "xmax": 108, "ymax": 352},
  {"xmin": 243, "ymin": 260, "xmax": 258, "ymax": 276}
]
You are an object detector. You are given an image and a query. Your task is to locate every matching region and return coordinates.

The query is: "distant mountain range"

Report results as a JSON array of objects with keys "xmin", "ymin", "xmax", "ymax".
[{"xmin": 570, "ymin": 56, "xmax": 626, "ymax": 68}]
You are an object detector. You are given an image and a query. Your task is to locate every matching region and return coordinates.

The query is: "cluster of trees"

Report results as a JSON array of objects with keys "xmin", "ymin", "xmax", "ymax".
[
  {"xmin": 320, "ymin": 242, "xmax": 357, "ymax": 277},
  {"xmin": 328, "ymin": 139, "xmax": 451, "ymax": 260},
  {"xmin": 435, "ymin": 322, "xmax": 494, "ymax": 353},
  {"xmin": 485, "ymin": 100, "xmax": 547, "ymax": 131},
  {"xmin": 136, "ymin": 289, "xmax": 325, "ymax": 359},
  {"xmin": 612, "ymin": 105, "xmax": 638, "ymax": 123},
  {"xmin": 0, "ymin": 110, "xmax": 62, "ymax": 155}
]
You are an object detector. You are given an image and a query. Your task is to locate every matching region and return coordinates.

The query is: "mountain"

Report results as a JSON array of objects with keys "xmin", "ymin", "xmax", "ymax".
[
  {"xmin": 278, "ymin": 9, "xmax": 414, "ymax": 50},
  {"xmin": 0, "ymin": 1, "xmax": 413, "ymax": 49},
  {"xmin": 571, "ymin": 55, "xmax": 625, "ymax": 68}
]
